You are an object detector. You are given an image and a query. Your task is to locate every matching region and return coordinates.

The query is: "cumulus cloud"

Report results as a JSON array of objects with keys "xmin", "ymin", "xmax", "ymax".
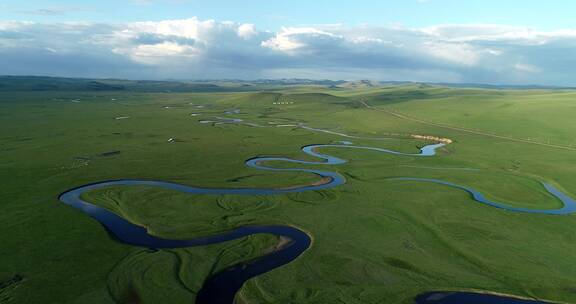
[
  {"xmin": 237, "ymin": 23, "xmax": 257, "ymax": 39},
  {"xmin": 1, "ymin": 18, "xmax": 575, "ymax": 84},
  {"xmin": 262, "ymin": 27, "xmax": 343, "ymax": 53}
]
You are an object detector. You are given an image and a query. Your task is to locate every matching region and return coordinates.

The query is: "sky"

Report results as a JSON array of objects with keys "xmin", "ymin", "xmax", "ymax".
[{"xmin": 2, "ymin": 0, "xmax": 576, "ymax": 84}]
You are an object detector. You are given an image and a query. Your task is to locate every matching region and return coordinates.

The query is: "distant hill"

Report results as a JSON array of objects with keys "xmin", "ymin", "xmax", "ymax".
[
  {"xmin": 337, "ymin": 80, "xmax": 380, "ymax": 88},
  {"xmin": 247, "ymin": 78, "xmax": 345, "ymax": 86},
  {"xmin": 0, "ymin": 76, "xmax": 348, "ymax": 92},
  {"xmin": 0, "ymin": 75, "xmax": 573, "ymax": 92},
  {"xmin": 0, "ymin": 76, "xmax": 249, "ymax": 92}
]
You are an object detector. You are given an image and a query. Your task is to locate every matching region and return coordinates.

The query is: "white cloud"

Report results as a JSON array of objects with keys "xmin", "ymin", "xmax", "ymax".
[
  {"xmin": 237, "ymin": 23, "xmax": 257, "ymax": 39},
  {"xmin": 423, "ymin": 24, "xmax": 576, "ymax": 45},
  {"xmin": 1, "ymin": 18, "xmax": 576, "ymax": 84},
  {"xmin": 0, "ymin": 21, "xmax": 32, "ymax": 31},
  {"xmin": 113, "ymin": 41, "xmax": 199, "ymax": 64},
  {"xmin": 126, "ymin": 17, "xmax": 213, "ymax": 40},
  {"xmin": 423, "ymin": 41, "xmax": 481, "ymax": 66},
  {"xmin": 261, "ymin": 27, "xmax": 341, "ymax": 52}
]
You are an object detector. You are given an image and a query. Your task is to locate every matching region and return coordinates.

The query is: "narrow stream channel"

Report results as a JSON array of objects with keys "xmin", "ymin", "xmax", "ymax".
[{"xmin": 59, "ymin": 142, "xmax": 569, "ymax": 303}]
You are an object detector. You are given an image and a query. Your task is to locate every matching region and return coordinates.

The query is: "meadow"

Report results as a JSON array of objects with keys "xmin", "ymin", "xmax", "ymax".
[{"xmin": 2, "ymin": 82, "xmax": 576, "ymax": 303}]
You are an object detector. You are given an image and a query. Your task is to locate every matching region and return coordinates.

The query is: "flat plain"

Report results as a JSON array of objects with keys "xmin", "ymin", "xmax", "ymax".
[{"xmin": 2, "ymin": 81, "xmax": 576, "ymax": 303}]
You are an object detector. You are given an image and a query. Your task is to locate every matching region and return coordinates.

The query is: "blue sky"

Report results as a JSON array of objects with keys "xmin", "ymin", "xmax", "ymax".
[
  {"xmin": 2, "ymin": 0, "xmax": 576, "ymax": 30},
  {"xmin": 2, "ymin": 1, "xmax": 576, "ymax": 84}
]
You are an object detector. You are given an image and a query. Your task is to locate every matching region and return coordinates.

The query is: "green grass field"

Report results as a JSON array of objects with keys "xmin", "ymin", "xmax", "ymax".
[{"xmin": 2, "ymin": 83, "xmax": 576, "ymax": 303}]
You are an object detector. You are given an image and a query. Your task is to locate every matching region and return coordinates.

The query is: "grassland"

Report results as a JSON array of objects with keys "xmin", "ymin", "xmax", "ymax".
[{"xmin": 2, "ymin": 83, "xmax": 576, "ymax": 303}]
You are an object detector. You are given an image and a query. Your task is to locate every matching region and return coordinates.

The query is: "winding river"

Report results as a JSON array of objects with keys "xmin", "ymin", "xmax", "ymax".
[
  {"xmin": 58, "ymin": 141, "xmax": 573, "ymax": 303},
  {"xmin": 392, "ymin": 178, "xmax": 576, "ymax": 215}
]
